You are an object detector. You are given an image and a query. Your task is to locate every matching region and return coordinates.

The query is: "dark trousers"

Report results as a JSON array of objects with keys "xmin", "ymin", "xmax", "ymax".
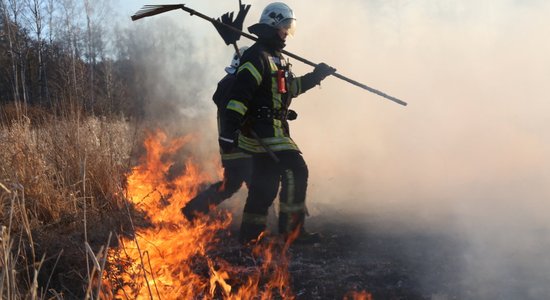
[
  {"xmin": 218, "ymin": 158, "xmax": 252, "ymax": 200},
  {"xmin": 183, "ymin": 158, "xmax": 251, "ymax": 217},
  {"xmin": 240, "ymin": 151, "xmax": 309, "ymax": 242}
]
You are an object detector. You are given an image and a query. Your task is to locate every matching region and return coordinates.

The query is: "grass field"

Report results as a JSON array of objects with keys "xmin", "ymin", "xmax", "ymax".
[
  {"xmin": 1, "ymin": 108, "xmax": 134, "ymax": 298},
  {"xmin": 0, "ymin": 107, "xmax": 378, "ymax": 299}
]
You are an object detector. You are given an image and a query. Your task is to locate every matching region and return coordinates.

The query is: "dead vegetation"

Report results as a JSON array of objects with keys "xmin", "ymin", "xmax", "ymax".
[
  {"xmin": 0, "ymin": 110, "xmax": 134, "ymax": 298},
  {"xmin": 0, "ymin": 110, "xmax": 380, "ymax": 299}
]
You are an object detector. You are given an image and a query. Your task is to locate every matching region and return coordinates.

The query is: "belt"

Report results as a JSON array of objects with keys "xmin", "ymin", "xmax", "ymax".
[{"xmin": 254, "ymin": 107, "xmax": 289, "ymax": 121}]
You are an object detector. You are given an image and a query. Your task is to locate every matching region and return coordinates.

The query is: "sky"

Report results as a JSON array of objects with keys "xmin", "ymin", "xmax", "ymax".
[{"xmin": 114, "ymin": 0, "xmax": 550, "ymax": 298}]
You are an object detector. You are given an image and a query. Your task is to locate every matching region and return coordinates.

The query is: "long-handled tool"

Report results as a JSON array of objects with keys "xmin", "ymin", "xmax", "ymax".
[{"xmin": 131, "ymin": 4, "xmax": 408, "ymax": 106}]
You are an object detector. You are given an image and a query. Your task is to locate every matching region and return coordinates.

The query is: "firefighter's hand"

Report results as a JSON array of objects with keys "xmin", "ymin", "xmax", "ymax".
[
  {"xmin": 219, "ymin": 135, "xmax": 237, "ymax": 153},
  {"xmin": 287, "ymin": 109, "xmax": 298, "ymax": 121},
  {"xmin": 313, "ymin": 63, "xmax": 336, "ymax": 82}
]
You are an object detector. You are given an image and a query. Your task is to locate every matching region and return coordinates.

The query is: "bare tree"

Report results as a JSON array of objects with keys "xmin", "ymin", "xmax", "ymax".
[
  {"xmin": 1, "ymin": 0, "xmax": 22, "ymax": 115},
  {"xmin": 45, "ymin": 0, "xmax": 53, "ymax": 43},
  {"xmin": 83, "ymin": 0, "xmax": 94, "ymax": 112},
  {"xmin": 9, "ymin": 0, "xmax": 30, "ymax": 111},
  {"xmin": 24, "ymin": 0, "xmax": 46, "ymax": 105},
  {"xmin": 83, "ymin": 0, "xmax": 110, "ymax": 114},
  {"xmin": 59, "ymin": 0, "xmax": 82, "ymax": 112}
]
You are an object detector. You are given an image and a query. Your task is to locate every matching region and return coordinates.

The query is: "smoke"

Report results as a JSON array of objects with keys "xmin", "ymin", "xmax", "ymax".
[
  {"xmin": 114, "ymin": 15, "xmax": 228, "ymax": 173},
  {"xmin": 119, "ymin": 0, "xmax": 550, "ymax": 298},
  {"xmin": 280, "ymin": 0, "xmax": 550, "ymax": 298}
]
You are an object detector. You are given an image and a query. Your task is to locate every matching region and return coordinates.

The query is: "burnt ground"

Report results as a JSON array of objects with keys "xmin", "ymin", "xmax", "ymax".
[
  {"xmin": 31, "ymin": 200, "xmax": 466, "ymax": 299},
  {"xmin": 33, "ymin": 199, "xmax": 550, "ymax": 300},
  {"xmin": 218, "ymin": 208, "xmax": 468, "ymax": 300},
  {"xmin": 288, "ymin": 215, "xmax": 463, "ymax": 300}
]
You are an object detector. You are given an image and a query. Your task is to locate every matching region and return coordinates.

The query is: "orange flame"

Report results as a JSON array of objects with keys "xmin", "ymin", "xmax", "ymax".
[
  {"xmin": 103, "ymin": 129, "xmax": 231, "ymax": 298},
  {"xmin": 344, "ymin": 290, "xmax": 374, "ymax": 300},
  {"xmin": 103, "ymin": 130, "xmax": 298, "ymax": 299}
]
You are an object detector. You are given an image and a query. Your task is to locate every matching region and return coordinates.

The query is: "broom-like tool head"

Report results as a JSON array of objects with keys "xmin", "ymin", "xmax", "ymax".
[{"xmin": 131, "ymin": 4, "xmax": 185, "ymax": 21}]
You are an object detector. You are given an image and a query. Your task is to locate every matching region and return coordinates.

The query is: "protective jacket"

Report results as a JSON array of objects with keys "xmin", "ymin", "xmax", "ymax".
[
  {"xmin": 222, "ymin": 39, "xmax": 322, "ymax": 153},
  {"xmin": 214, "ymin": 74, "xmax": 251, "ymax": 161}
]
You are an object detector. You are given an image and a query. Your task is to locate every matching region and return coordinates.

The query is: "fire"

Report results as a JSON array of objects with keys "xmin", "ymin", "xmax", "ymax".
[
  {"xmin": 104, "ymin": 129, "xmax": 229, "ymax": 298},
  {"xmin": 103, "ymin": 130, "xmax": 297, "ymax": 299},
  {"xmin": 103, "ymin": 129, "xmax": 372, "ymax": 299},
  {"xmin": 344, "ymin": 291, "xmax": 373, "ymax": 300}
]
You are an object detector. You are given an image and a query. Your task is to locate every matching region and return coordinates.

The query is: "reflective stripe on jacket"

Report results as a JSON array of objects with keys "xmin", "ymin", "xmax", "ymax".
[{"xmin": 222, "ymin": 41, "xmax": 321, "ymax": 153}]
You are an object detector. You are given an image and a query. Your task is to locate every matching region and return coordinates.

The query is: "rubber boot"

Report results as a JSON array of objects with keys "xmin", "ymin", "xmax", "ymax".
[
  {"xmin": 293, "ymin": 228, "xmax": 322, "ymax": 245},
  {"xmin": 280, "ymin": 212, "xmax": 321, "ymax": 245},
  {"xmin": 239, "ymin": 223, "xmax": 266, "ymax": 245}
]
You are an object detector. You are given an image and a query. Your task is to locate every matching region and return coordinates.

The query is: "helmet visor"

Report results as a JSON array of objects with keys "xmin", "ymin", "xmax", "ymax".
[{"xmin": 276, "ymin": 18, "xmax": 296, "ymax": 37}]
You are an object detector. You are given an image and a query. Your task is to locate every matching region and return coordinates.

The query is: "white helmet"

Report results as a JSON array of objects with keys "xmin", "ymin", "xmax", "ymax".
[
  {"xmin": 225, "ymin": 46, "xmax": 249, "ymax": 74},
  {"xmin": 259, "ymin": 2, "xmax": 296, "ymax": 36}
]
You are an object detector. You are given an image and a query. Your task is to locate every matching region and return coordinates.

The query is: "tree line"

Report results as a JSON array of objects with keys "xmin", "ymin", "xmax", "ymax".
[{"xmin": 0, "ymin": 0, "xmax": 145, "ymax": 119}]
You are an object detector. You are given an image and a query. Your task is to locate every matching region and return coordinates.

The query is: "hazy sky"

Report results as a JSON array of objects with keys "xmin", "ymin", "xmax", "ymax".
[{"xmin": 115, "ymin": 0, "xmax": 550, "ymax": 297}]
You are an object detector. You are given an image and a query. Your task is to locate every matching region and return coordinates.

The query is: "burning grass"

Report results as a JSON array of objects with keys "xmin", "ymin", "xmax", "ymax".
[
  {"xmin": 103, "ymin": 130, "xmax": 299, "ymax": 299},
  {"xmin": 0, "ymin": 110, "xmax": 373, "ymax": 299}
]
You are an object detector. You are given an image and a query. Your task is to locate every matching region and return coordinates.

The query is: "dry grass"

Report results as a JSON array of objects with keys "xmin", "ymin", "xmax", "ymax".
[{"xmin": 0, "ymin": 109, "xmax": 134, "ymax": 298}]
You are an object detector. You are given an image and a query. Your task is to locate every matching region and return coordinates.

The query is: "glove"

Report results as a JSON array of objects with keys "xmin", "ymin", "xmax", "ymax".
[
  {"xmin": 312, "ymin": 63, "xmax": 336, "ymax": 82},
  {"xmin": 287, "ymin": 109, "xmax": 298, "ymax": 121},
  {"xmin": 219, "ymin": 134, "xmax": 237, "ymax": 153}
]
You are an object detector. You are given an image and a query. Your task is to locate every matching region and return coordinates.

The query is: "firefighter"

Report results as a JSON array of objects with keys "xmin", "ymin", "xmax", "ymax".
[
  {"xmin": 181, "ymin": 47, "xmax": 253, "ymax": 221},
  {"xmin": 219, "ymin": 2, "xmax": 336, "ymax": 244},
  {"xmin": 182, "ymin": 47, "xmax": 299, "ymax": 221}
]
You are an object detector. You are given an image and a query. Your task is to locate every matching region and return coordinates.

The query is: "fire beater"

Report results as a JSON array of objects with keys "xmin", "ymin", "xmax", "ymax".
[{"xmin": 131, "ymin": 3, "xmax": 408, "ymax": 106}]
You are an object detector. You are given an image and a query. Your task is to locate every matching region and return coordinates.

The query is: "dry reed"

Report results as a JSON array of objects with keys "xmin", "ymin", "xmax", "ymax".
[{"xmin": 0, "ymin": 111, "xmax": 134, "ymax": 298}]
